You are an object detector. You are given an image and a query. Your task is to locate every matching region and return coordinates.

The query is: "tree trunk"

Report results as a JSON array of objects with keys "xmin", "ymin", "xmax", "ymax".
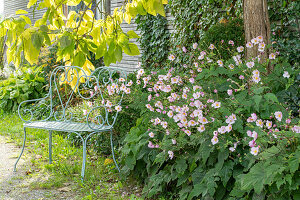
[{"xmin": 243, "ymin": 0, "xmax": 272, "ymax": 72}]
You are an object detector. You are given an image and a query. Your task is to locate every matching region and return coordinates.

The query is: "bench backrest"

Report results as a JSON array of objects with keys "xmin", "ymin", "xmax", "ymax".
[{"xmin": 18, "ymin": 66, "xmax": 129, "ymax": 130}]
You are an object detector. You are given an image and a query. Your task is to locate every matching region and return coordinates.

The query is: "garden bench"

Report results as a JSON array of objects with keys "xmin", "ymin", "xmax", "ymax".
[{"xmin": 14, "ymin": 66, "xmax": 127, "ymax": 181}]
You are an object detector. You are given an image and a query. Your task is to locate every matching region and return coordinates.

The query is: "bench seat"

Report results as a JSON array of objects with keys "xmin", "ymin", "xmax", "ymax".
[{"xmin": 24, "ymin": 121, "xmax": 110, "ymax": 132}]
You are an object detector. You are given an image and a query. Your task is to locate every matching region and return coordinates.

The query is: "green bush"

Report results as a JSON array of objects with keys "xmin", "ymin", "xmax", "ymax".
[
  {"xmin": 0, "ymin": 65, "xmax": 46, "ymax": 111},
  {"xmin": 121, "ymin": 37, "xmax": 300, "ymax": 199},
  {"xmin": 269, "ymin": 0, "xmax": 300, "ymax": 65},
  {"xmin": 199, "ymin": 18, "xmax": 244, "ymax": 60},
  {"xmin": 169, "ymin": 0, "xmax": 243, "ymax": 48}
]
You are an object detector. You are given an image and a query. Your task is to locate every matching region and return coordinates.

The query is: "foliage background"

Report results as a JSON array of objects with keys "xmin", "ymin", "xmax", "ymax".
[
  {"xmin": 268, "ymin": 0, "xmax": 300, "ymax": 65},
  {"xmin": 136, "ymin": 13, "xmax": 170, "ymax": 69}
]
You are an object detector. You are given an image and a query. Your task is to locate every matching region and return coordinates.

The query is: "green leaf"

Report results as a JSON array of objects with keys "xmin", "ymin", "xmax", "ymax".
[
  {"xmin": 177, "ymin": 172, "xmax": 190, "ymax": 187},
  {"xmin": 260, "ymin": 146, "xmax": 280, "ymax": 160},
  {"xmin": 114, "ymin": 45, "xmax": 123, "ymax": 62},
  {"xmin": 239, "ymin": 163, "xmax": 265, "ymax": 193},
  {"xmin": 127, "ymin": 30, "xmax": 140, "ymax": 39},
  {"xmin": 31, "ymin": 32, "xmax": 44, "ymax": 50},
  {"xmin": 239, "ymin": 162, "xmax": 284, "ymax": 194},
  {"xmin": 40, "ymin": 25, "xmax": 49, "ymax": 33},
  {"xmin": 123, "ymin": 43, "xmax": 140, "ymax": 56},
  {"xmin": 108, "ymin": 40, "xmax": 116, "ymax": 55},
  {"xmin": 59, "ymin": 35, "xmax": 72, "ymax": 49},
  {"xmin": 219, "ymin": 161, "xmax": 234, "ymax": 187},
  {"xmin": 188, "ymin": 182, "xmax": 207, "ymax": 200},
  {"xmin": 154, "ymin": 151, "xmax": 165, "ymax": 165},
  {"xmin": 264, "ymin": 93, "xmax": 279, "ymax": 103},
  {"xmin": 16, "ymin": 10, "xmax": 28, "ymax": 15},
  {"xmin": 153, "ymin": 0, "xmax": 166, "ymax": 17},
  {"xmin": 235, "ymin": 90, "xmax": 247, "ymax": 103},
  {"xmin": 20, "ymin": 15, "xmax": 31, "ymax": 25},
  {"xmin": 73, "ymin": 52, "xmax": 86, "ymax": 67},
  {"xmin": 253, "ymin": 95, "xmax": 262, "ymax": 112},
  {"xmin": 288, "ymin": 150, "xmax": 300, "ymax": 173},
  {"xmin": 125, "ymin": 153, "xmax": 136, "ymax": 170},
  {"xmin": 216, "ymin": 150, "xmax": 229, "ymax": 170},
  {"xmin": 253, "ymin": 87, "xmax": 267, "ymax": 95},
  {"xmin": 95, "ymin": 41, "xmax": 106, "ymax": 59},
  {"xmin": 176, "ymin": 159, "xmax": 187, "ymax": 175},
  {"xmin": 23, "ymin": 30, "xmax": 40, "ymax": 65},
  {"xmin": 41, "ymin": 32, "xmax": 51, "ymax": 46},
  {"xmin": 196, "ymin": 140, "xmax": 213, "ymax": 164}
]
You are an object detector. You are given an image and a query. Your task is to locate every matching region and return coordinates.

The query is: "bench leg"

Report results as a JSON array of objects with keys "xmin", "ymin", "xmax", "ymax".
[
  {"xmin": 110, "ymin": 130, "xmax": 120, "ymax": 172},
  {"xmin": 49, "ymin": 131, "xmax": 53, "ymax": 164},
  {"xmin": 14, "ymin": 127, "xmax": 27, "ymax": 172},
  {"xmin": 81, "ymin": 140, "xmax": 87, "ymax": 182}
]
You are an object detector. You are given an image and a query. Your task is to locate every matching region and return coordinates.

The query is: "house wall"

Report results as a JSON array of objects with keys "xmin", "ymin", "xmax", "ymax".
[
  {"xmin": 3, "ymin": 0, "xmax": 47, "ymax": 24},
  {"xmin": 110, "ymin": 0, "xmax": 174, "ymax": 73}
]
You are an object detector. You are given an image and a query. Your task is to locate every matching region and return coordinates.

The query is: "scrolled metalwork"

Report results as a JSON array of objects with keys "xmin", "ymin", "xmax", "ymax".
[
  {"xmin": 18, "ymin": 65, "xmax": 127, "ymax": 131},
  {"xmin": 16, "ymin": 65, "xmax": 127, "ymax": 181}
]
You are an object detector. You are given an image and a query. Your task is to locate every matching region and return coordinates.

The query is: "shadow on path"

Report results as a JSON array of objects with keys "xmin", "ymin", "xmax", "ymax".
[{"xmin": 0, "ymin": 136, "xmax": 76, "ymax": 200}]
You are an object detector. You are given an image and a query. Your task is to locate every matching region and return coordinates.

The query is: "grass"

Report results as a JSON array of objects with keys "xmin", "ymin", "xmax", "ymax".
[{"xmin": 0, "ymin": 112, "xmax": 144, "ymax": 200}]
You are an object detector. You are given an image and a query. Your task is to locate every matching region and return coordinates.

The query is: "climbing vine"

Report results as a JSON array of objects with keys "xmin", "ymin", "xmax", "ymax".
[
  {"xmin": 268, "ymin": 0, "xmax": 300, "ymax": 65},
  {"xmin": 136, "ymin": 13, "xmax": 170, "ymax": 69},
  {"xmin": 168, "ymin": 0, "xmax": 243, "ymax": 48}
]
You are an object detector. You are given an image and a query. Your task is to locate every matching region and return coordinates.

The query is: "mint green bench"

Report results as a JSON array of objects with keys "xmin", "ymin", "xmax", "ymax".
[{"xmin": 15, "ymin": 66, "xmax": 127, "ymax": 181}]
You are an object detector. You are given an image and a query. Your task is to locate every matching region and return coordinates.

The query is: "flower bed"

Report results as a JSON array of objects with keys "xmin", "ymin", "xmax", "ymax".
[{"xmin": 121, "ymin": 36, "xmax": 300, "ymax": 199}]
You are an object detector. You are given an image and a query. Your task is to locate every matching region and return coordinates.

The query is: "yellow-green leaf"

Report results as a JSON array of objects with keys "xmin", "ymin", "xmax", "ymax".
[
  {"xmin": 124, "ymin": 12, "xmax": 132, "ymax": 24},
  {"xmin": 31, "ymin": 31, "xmax": 44, "ymax": 50},
  {"xmin": 23, "ymin": 30, "xmax": 40, "ymax": 65},
  {"xmin": 83, "ymin": 0, "xmax": 92, "ymax": 8},
  {"xmin": 15, "ymin": 10, "xmax": 28, "ymax": 15},
  {"xmin": 74, "ymin": 51, "xmax": 86, "ymax": 67},
  {"xmin": 27, "ymin": 0, "xmax": 38, "ymax": 8},
  {"xmin": 162, "ymin": 0, "xmax": 168, "ymax": 4},
  {"xmin": 95, "ymin": 41, "xmax": 107, "ymax": 59},
  {"xmin": 66, "ymin": 0, "xmax": 81, "ymax": 6},
  {"xmin": 0, "ymin": 27, "xmax": 7, "ymax": 37},
  {"xmin": 20, "ymin": 15, "xmax": 31, "ymax": 25},
  {"xmin": 136, "ymin": 0, "xmax": 147, "ymax": 15},
  {"xmin": 127, "ymin": 30, "xmax": 140, "ymax": 39},
  {"xmin": 153, "ymin": 0, "xmax": 166, "ymax": 17},
  {"xmin": 114, "ymin": 45, "xmax": 123, "ymax": 62},
  {"xmin": 123, "ymin": 43, "xmax": 140, "ymax": 56}
]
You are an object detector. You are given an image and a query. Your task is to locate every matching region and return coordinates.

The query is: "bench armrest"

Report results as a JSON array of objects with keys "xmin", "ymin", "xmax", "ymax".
[
  {"xmin": 18, "ymin": 95, "xmax": 52, "ymax": 123},
  {"xmin": 86, "ymin": 105, "xmax": 120, "ymax": 131}
]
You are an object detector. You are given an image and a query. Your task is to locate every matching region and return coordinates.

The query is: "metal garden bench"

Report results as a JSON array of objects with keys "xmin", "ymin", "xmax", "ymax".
[{"xmin": 14, "ymin": 66, "xmax": 127, "ymax": 181}]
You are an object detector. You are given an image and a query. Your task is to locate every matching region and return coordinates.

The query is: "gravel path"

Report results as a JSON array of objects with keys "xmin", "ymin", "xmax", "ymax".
[{"xmin": 0, "ymin": 136, "xmax": 76, "ymax": 200}]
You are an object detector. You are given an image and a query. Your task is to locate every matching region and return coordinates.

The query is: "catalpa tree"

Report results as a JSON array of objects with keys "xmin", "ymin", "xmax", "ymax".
[{"xmin": 0, "ymin": 0, "xmax": 167, "ymax": 71}]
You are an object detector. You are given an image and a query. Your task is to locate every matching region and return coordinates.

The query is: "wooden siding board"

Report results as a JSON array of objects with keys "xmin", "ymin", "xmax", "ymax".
[{"xmin": 4, "ymin": 0, "xmax": 47, "ymax": 24}]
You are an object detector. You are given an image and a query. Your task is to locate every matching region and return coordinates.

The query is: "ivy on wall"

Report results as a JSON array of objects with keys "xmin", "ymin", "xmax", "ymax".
[
  {"xmin": 136, "ymin": 0, "xmax": 299, "ymax": 68},
  {"xmin": 136, "ymin": 13, "xmax": 170, "ymax": 69},
  {"xmin": 169, "ymin": 0, "xmax": 243, "ymax": 48},
  {"xmin": 268, "ymin": 0, "xmax": 300, "ymax": 65}
]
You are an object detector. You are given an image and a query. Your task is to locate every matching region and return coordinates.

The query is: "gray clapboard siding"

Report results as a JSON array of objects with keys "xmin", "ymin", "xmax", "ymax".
[
  {"xmin": 110, "ymin": 0, "xmax": 174, "ymax": 72},
  {"xmin": 3, "ymin": 0, "xmax": 47, "ymax": 24}
]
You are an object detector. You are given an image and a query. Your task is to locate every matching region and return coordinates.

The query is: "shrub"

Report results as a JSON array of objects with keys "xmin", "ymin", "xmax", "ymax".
[
  {"xmin": 0, "ymin": 65, "xmax": 46, "ymax": 111},
  {"xmin": 269, "ymin": 0, "xmax": 300, "ymax": 65},
  {"xmin": 199, "ymin": 18, "xmax": 244, "ymax": 60},
  {"xmin": 121, "ymin": 37, "xmax": 300, "ymax": 199}
]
